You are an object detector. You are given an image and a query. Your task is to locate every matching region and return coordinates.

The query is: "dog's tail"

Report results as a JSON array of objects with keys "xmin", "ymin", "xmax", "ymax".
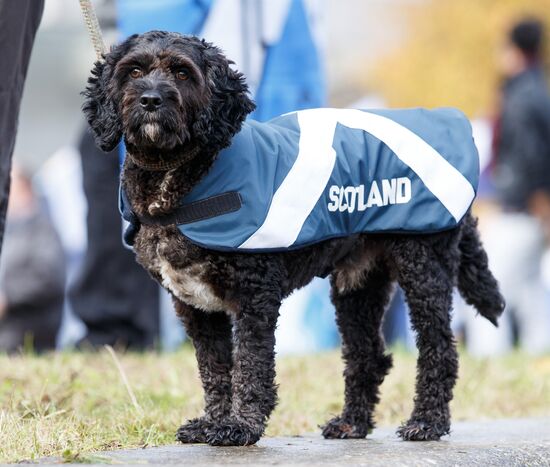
[{"xmin": 457, "ymin": 212, "xmax": 505, "ymax": 326}]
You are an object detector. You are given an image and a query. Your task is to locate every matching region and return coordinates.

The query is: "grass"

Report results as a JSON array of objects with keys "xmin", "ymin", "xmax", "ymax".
[{"xmin": 1, "ymin": 346, "xmax": 549, "ymax": 463}]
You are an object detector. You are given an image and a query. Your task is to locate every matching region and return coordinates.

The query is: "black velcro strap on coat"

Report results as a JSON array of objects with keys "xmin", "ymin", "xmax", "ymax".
[{"xmin": 136, "ymin": 191, "xmax": 242, "ymax": 227}]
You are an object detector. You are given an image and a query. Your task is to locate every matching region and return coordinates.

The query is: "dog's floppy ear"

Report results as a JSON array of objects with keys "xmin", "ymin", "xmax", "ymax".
[
  {"xmin": 82, "ymin": 58, "xmax": 122, "ymax": 152},
  {"xmin": 82, "ymin": 36, "xmax": 138, "ymax": 152},
  {"xmin": 193, "ymin": 40, "xmax": 256, "ymax": 150}
]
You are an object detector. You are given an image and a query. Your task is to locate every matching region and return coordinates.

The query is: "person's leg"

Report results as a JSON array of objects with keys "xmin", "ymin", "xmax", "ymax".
[
  {"xmin": 0, "ymin": 303, "xmax": 62, "ymax": 353},
  {"xmin": 517, "ymin": 281, "xmax": 550, "ymax": 354},
  {"xmin": 69, "ymin": 130, "xmax": 160, "ymax": 349},
  {"xmin": 509, "ymin": 215, "xmax": 550, "ymax": 354},
  {"xmin": 464, "ymin": 211, "xmax": 545, "ymax": 356},
  {"xmin": 0, "ymin": 0, "xmax": 44, "ymax": 253}
]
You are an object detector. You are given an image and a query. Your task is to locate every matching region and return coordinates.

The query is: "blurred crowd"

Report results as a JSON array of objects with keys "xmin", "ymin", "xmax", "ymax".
[{"xmin": 1, "ymin": 0, "xmax": 550, "ymax": 356}]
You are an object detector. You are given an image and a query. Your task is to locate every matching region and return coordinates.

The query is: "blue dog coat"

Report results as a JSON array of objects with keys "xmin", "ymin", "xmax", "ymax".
[{"xmin": 121, "ymin": 108, "xmax": 479, "ymax": 252}]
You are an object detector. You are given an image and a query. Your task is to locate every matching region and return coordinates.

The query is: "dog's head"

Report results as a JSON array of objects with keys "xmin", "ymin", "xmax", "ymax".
[{"xmin": 83, "ymin": 31, "xmax": 255, "ymax": 165}]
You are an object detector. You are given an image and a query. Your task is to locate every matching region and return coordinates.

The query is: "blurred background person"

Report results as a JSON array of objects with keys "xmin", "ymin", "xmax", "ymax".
[
  {"xmin": 0, "ymin": 166, "xmax": 65, "ymax": 353},
  {"xmin": 463, "ymin": 18, "xmax": 550, "ymax": 355},
  {"xmin": 493, "ymin": 19, "xmax": 550, "ymax": 230}
]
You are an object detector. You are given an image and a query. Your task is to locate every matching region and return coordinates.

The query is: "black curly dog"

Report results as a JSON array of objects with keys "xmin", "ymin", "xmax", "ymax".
[{"xmin": 83, "ymin": 31, "xmax": 505, "ymax": 446}]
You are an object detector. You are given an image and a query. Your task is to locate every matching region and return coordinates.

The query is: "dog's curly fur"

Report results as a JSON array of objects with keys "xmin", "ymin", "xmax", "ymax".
[{"xmin": 83, "ymin": 31, "xmax": 505, "ymax": 446}]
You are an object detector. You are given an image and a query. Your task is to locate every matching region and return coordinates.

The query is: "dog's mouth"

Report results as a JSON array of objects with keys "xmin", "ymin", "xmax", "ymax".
[{"xmin": 121, "ymin": 106, "xmax": 198, "ymax": 171}]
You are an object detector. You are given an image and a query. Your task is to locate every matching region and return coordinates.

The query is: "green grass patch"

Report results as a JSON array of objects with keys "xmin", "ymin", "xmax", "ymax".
[{"xmin": 1, "ymin": 347, "xmax": 549, "ymax": 462}]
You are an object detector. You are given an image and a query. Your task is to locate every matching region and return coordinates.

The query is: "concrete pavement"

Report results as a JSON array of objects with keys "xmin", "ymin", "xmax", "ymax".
[{"xmin": 46, "ymin": 418, "xmax": 550, "ymax": 466}]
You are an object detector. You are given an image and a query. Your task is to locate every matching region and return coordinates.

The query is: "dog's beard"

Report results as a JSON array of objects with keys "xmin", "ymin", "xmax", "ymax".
[
  {"xmin": 122, "ymin": 101, "xmax": 191, "ymax": 151},
  {"xmin": 142, "ymin": 122, "xmax": 161, "ymax": 142}
]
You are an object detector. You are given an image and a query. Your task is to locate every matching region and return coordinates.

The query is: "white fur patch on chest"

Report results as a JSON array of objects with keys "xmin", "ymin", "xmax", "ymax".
[{"xmin": 158, "ymin": 259, "xmax": 225, "ymax": 312}]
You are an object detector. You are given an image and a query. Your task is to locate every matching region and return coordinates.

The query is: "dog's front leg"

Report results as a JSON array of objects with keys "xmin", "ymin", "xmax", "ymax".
[
  {"xmin": 205, "ymin": 288, "xmax": 281, "ymax": 446},
  {"xmin": 175, "ymin": 301, "xmax": 233, "ymax": 443}
]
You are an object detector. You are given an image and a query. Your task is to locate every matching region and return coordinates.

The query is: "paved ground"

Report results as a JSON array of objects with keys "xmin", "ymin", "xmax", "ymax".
[{"xmin": 47, "ymin": 418, "xmax": 550, "ymax": 466}]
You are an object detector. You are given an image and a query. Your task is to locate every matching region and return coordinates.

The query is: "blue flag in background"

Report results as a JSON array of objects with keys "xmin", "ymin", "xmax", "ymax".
[
  {"xmin": 115, "ymin": 0, "xmax": 326, "ymax": 120},
  {"xmin": 252, "ymin": 0, "xmax": 326, "ymax": 120},
  {"xmin": 117, "ymin": 0, "xmax": 213, "ymax": 36}
]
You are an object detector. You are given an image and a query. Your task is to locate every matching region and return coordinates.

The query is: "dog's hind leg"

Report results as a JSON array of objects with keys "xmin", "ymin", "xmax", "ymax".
[
  {"xmin": 322, "ymin": 263, "xmax": 394, "ymax": 439},
  {"xmin": 394, "ymin": 240, "xmax": 458, "ymax": 441},
  {"xmin": 175, "ymin": 301, "xmax": 233, "ymax": 444}
]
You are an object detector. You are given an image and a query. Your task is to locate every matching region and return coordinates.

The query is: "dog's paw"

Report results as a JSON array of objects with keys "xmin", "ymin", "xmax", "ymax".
[
  {"xmin": 321, "ymin": 416, "xmax": 371, "ymax": 439},
  {"xmin": 397, "ymin": 419, "xmax": 450, "ymax": 441},
  {"xmin": 205, "ymin": 419, "xmax": 263, "ymax": 446},
  {"xmin": 176, "ymin": 417, "xmax": 214, "ymax": 444}
]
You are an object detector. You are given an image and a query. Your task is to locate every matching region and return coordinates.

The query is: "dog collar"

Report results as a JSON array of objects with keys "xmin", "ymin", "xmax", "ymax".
[{"xmin": 126, "ymin": 147, "xmax": 200, "ymax": 171}]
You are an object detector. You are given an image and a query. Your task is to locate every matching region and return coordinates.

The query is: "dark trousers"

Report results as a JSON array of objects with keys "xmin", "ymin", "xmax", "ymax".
[
  {"xmin": 0, "ymin": 302, "xmax": 62, "ymax": 354},
  {"xmin": 69, "ymin": 130, "xmax": 160, "ymax": 350},
  {"xmin": 0, "ymin": 0, "xmax": 44, "ymax": 253}
]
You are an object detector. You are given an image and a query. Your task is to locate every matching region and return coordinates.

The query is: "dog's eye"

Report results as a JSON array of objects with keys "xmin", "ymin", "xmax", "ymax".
[
  {"xmin": 175, "ymin": 69, "xmax": 189, "ymax": 81},
  {"xmin": 130, "ymin": 67, "xmax": 143, "ymax": 79}
]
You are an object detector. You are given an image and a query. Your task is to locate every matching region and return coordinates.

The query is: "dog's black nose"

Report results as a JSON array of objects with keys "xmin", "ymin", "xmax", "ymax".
[{"xmin": 139, "ymin": 91, "xmax": 163, "ymax": 111}]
